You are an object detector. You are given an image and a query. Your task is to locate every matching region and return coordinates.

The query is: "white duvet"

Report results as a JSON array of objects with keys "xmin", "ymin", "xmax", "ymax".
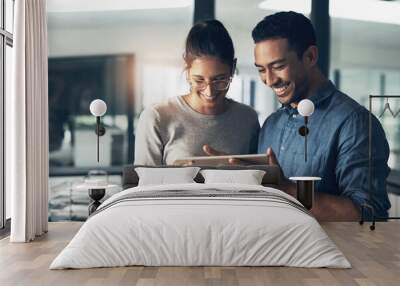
[{"xmin": 50, "ymin": 183, "xmax": 351, "ymax": 269}]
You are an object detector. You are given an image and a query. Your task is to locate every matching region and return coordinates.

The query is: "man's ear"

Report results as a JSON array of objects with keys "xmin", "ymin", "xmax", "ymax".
[
  {"xmin": 231, "ymin": 58, "xmax": 237, "ymax": 76},
  {"xmin": 303, "ymin": 46, "xmax": 318, "ymax": 67}
]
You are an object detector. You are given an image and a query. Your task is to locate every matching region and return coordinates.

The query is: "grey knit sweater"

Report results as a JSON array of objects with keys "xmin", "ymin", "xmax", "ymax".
[{"xmin": 134, "ymin": 96, "xmax": 260, "ymax": 165}]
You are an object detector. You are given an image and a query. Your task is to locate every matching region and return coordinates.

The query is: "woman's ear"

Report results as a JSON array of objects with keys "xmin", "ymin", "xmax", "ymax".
[
  {"xmin": 185, "ymin": 70, "xmax": 190, "ymax": 82},
  {"xmin": 303, "ymin": 46, "xmax": 318, "ymax": 67},
  {"xmin": 185, "ymin": 70, "xmax": 193, "ymax": 92}
]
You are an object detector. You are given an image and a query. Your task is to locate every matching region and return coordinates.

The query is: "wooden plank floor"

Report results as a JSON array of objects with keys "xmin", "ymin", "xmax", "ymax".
[{"xmin": 0, "ymin": 221, "xmax": 399, "ymax": 286}]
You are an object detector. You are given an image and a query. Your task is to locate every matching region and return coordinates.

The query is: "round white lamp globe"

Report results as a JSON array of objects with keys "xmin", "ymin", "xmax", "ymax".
[
  {"xmin": 297, "ymin": 99, "xmax": 315, "ymax": 117},
  {"xmin": 90, "ymin": 99, "xmax": 107, "ymax": 117}
]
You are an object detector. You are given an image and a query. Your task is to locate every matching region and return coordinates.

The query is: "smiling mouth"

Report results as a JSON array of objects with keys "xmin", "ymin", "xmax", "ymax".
[
  {"xmin": 200, "ymin": 93, "xmax": 218, "ymax": 101},
  {"xmin": 273, "ymin": 83, "xmax": 291, "ymax": 96}
]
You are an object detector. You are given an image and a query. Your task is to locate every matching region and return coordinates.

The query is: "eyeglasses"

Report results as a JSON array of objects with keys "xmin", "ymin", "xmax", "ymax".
[{"xmin": 189, "ymin": 77, "xmax": 232, "ymax": 91}]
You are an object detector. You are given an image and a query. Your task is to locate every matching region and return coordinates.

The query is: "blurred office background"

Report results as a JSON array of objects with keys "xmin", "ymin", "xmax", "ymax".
[{"xmin": 42, "ymin": 0, "xmax": 400, "ymax": 220}]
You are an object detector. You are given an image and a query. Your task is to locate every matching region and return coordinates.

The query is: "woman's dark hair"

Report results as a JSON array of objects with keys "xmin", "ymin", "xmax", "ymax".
[
  {"xmin": 252, "ymin": 11, "xmax": 316, "ymax": 58},
  {"xmin": 184, "ymin": 19, "xmax": 235, "ymax": 71}
]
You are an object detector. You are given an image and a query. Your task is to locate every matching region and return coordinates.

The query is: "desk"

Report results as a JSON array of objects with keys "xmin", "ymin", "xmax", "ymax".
[{"xmin": 0, "ymin": 221, "xmax": 399, "ymax": 286}]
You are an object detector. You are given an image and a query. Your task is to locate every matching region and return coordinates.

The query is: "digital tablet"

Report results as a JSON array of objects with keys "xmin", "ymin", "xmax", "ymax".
[{"xmin": 173, "ymin": 154, "xmax": 268, "ymax": 166}]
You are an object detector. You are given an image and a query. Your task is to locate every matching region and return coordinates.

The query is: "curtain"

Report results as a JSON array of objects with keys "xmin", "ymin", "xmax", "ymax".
[{"xmin": 7, "ymin": 0, "xmax": 48, "ymax": 242}]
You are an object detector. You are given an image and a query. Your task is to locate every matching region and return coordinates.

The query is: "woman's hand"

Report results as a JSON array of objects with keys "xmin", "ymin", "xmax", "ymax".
[
  {"xmin": 173, "ymin": 160, "xmax": 194, "ymax": 166},
  {"xmin": 202, "ymin": 144, "xmax": 227, "ymax": 156},
  {"xmin": 202, "ymin": 144, "xmax": 243, "ymax": 165}
]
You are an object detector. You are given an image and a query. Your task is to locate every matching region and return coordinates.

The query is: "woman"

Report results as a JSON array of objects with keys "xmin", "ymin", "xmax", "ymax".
[{"xmin": 134, "ymin": 20, "xmax": 260, "ymax": 165}]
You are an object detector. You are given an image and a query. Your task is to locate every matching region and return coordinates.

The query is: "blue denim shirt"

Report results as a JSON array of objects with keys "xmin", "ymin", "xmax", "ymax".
[{"xmin": 258, "ymin": 81, "xmax": 391, "ymax": 218}]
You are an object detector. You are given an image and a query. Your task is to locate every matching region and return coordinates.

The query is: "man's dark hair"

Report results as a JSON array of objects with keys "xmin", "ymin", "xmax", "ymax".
[
  {"xmin": 184, "ymin": 19, "xmax": 235, "ymax": 70},
  {"xmin": 252, "ymin": 11, "xmax": 316, "ymax": 58}
]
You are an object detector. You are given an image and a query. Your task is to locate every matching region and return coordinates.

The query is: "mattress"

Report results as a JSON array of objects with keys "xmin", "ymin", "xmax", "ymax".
[{"xmin": 50, "ymin": 183, "xmax": 351, "ymax": 269}]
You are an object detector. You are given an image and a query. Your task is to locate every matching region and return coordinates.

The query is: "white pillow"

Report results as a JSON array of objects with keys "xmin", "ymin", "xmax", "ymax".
[
  {"xmin": 135, "ymin": 167, "xmax": 201, "ymax": 186},
  {"xmin": 200, "ymin": 169, "xmax": 266, "ymax": 185}
]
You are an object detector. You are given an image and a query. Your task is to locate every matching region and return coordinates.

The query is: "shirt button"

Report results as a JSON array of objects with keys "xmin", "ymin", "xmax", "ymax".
[
  {"xmin": 292, "ymin": 114, "xmax": 297, "ymax": 118},
  {"xmin": 281, "ymin": 147, "xmax": 285, "ymax": 151}
]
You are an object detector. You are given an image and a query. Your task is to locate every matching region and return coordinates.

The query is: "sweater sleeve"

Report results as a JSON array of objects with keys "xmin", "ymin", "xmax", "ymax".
[{"xmin": 134, "ymin": 107, "xmax": 164, "ymax": 165}]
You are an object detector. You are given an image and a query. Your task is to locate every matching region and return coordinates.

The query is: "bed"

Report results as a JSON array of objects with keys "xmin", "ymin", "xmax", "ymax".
[{"xmin": 50, "ymin": 165, "xmax": 350, "ymax": 269}]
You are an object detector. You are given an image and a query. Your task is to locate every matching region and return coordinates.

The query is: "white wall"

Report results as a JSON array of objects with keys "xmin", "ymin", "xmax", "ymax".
[{"xmin": 331, "ymin": 42, "xmax": 400, "ymax": 71}]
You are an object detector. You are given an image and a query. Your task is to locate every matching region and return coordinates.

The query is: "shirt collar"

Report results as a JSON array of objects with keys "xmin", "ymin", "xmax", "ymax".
[{"xmin": 308, "ymin": 80, "xmax": 336, "ymax": 107}]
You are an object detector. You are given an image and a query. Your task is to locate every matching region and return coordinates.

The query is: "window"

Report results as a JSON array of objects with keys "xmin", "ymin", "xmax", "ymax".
[
  {"xmin": 216, "ymin": 0, "xmax": 284, "ymax": 123},
  {"xmin": 330, "ymin": 2, "xmax": 400, "ymax": 174},
  {"xmin": 47, "ymin": 3, "xmax": 193, "ymax": 174},
  {"xmin": 339, "ymin": 69, "xmax": 400, "ymax": 171},
  {"xmin": 1, "ymin": 0, "xmax": 14, "ymax": 230}
]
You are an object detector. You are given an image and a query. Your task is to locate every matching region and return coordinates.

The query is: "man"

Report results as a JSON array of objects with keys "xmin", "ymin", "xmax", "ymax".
[{"xmin": 205, "ymin": 11, "xmax": 390, "ymax": 221}]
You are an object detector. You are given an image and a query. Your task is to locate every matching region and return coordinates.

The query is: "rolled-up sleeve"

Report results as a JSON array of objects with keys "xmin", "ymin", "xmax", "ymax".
[{"xmin": 335, "ymin": 110, "xmax": 391, "ymax": 219}]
